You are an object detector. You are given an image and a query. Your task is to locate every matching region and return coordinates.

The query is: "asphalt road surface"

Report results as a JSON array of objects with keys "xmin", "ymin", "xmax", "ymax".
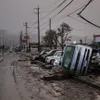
[{"xmin": 0, "ymin": 53, "xmax": 21, "ymax": 100}]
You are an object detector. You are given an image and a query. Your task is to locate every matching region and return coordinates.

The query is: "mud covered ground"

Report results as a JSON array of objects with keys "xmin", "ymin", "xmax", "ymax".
[{"xmin": 13, "ymin": 60, "xmax": 100, "ymax": 100}]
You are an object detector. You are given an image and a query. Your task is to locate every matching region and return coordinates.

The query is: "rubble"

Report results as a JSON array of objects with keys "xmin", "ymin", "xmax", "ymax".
[{"xmin": 13, "ymin": 59, "xmax": 100, "ymax": 100}]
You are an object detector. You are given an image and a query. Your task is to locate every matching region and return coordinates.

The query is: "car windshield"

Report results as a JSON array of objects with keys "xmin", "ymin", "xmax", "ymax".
[
  {"xmin": 62, "ymin": 46, "xmax": 75, "ymax": 69},
  {"xmin": 54, "ymin": 52, "xmax": 62, "ymax": 56},
  {"xmin": 46, "ymin": 50, "xmax": 56, "ymax": 56}
]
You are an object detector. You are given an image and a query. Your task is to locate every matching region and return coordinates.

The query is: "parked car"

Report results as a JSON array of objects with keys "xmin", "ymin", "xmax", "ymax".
[
  {"xmin": 46, "ymin": 51, "xmax": 63, "ymax": 65},
  {"xmin": 41, "ymin": 49, "xmax": 58, "ymax": 63},
  {"xmin": 34, "ymin": 50, "xmax": 49, "ymax": 60},
  {"xmin": 53, "ymin": 56, "xmax": 62, "ymax": 66}
]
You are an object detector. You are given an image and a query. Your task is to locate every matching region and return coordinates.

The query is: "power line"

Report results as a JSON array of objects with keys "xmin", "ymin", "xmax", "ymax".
[
  {"xmin": 29, "ymin": 27, "xmax": 37, "ymax": 34},
  {"xmin": 78, "ymin": 14, "xmax": 100, "ymax": 29},
  {"xmin": 29, "ymin": 22, "xmax": 37, "ymax": 29},
  {"xmin": 33, "ymin": 0, "xmax": 72, "ymax": 31},
  {"xmin": 67, "ymin": 5, "xmax": 86, "ymax": 16},
  {"xmin": 40, "ymin": 21, "xmax": 49, "ymax": 26},
  {"xmin": 30, "ymin": 0, "xmax": 63, "ymax": 28},
  {"xmin": 58, "ymin": 0, "xmax": 74, "ymax": 14},
  {"xmin": 78, "ymin": 0, "xmax": 94, "ymax": 15},
  {"xmin": 41, "ymin": 24, "xmax": 49, "ymax": 32},
  {"xmin": 40, "ymin": 0, "xmax": 67, "ymax": 21},
  {"xmin": 32, "ymin": 3, "xmax": 85, "ymax": 29},
  {"xmin": 67, "ymin": 15, "xmax": 87, "ymax": 24},
  {"xmin": 51, "ymin": 4, "xmax": 87, "ymax": 24},
  {"xmin": 41, "ymin": 0, "xmax": 61, "ymax": 10},
  {"xmin": 77, "ymin": 0, "xmax": 100, "ymax": 29},
  {"xmin": 51, "ymin": 0, "xmax": 74, "ymax": 19}
]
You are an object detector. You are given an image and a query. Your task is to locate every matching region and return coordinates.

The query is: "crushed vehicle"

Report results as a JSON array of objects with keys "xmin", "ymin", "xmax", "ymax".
[
  {"xmin": 61, "ymin": 44, "xmax": 100, "ymax": 76},
  {"xmin": 53, "ymin": 56, "xmax": 62, "ymax": 66},
  {"xmin": 34, "ymin": 49, "xmax": 49, "ymax": 61},
  {"xmin": 46, "ymin": 51, "xmax": 63, "ymax": 65},
  {"xmin": 40, "ymin": 49, "xmax": 58, "ymax": 63}
]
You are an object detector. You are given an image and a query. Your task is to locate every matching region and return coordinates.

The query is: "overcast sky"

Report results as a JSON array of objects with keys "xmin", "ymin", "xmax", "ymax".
[{"xmin": 0, "ymin": 0, "xmax": 100, "ymax": 39}]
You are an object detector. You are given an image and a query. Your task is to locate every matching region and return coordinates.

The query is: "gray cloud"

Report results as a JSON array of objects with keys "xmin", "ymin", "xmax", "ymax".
[{"xmin": 0, "ymin": 0, "xmax": 100, "ymax": 40}]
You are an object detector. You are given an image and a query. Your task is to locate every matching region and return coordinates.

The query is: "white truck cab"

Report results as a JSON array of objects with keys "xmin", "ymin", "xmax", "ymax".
[{"xmin": 61, "ymin": 44, "xmax": 93, "ymax": 76}]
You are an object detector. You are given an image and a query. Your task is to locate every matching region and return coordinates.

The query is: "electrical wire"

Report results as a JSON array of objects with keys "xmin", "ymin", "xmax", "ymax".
[
  {"xmin": 67, "ymin": 5, "xmax": 86, "ymax": 16},
  {"xmin": 40, "ymin": 0, "xmax": 67, "ymax": 21},
  {"xmin": 51, "ymin": 0, "xmax": 74, "ymax": 19},
  {"xmin": 41, "ymin": 24, "xmax": 49, "ymax": 31},
  {"xmin": 29, "ymin": 0, "xmax": 60, "ymax": 29},
  {"xmin": 41, "ymin": 0, "xmax": 61, "ymax": 10},
  {"xmin": 40, "ymin": 21, "xmax": 49, "ymax": 26},
  {"xmin": 29, "ymin": 22, "xmax": 37, "ymax": 29},
  {"xmin": 78, "ymin": 14, "xmax": 100, "ymax": 28},
  {"xmin": 32, "ymin": 0, "xmax": 73, "ymax": 31},
  {"xmin": 78, "ymin": 0, "xmax": 94, "ymax": 15},
  {"xmin": 58, "ymin": 0, "xmax": 74, "ymax": 14},
  {"xmin": 51, "ymin": 4, "xmax": 87, "ymax": 24},
  {"xmin": 29, "ymin": 26, "xmax": 37, "ymax": 34},
  {"xmin": 77, "ymin": 0, "xmax": 100, "ymax": 29},
  {"xmin": 67, "ymin": 15, "xmax": 87, "ymax": 24}
]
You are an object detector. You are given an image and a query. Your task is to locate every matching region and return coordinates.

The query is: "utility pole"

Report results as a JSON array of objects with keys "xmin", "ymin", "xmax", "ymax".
[
  {"xmin": 24, "ymin": 22, "xmax": 29, "ymax": 52},
  {"xmin": 35, "ymin": 5, "xmax": 41, "ymax": 52},
  {"xmin": 49, "ymin": 18, "xmax": 52, "ymax": 49},
  {"xmin": 20, "ymin": 31, "xmax": 23, "ymax": 58},
  {"xmin": 49, "ymin": 18, "xmax": 51, "ymax": 31}
]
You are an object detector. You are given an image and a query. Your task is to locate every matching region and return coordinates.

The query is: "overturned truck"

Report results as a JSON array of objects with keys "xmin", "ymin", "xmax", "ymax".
[{"xmin": 61, "ymin": 44, "xmax": 98, "ymax": 76}]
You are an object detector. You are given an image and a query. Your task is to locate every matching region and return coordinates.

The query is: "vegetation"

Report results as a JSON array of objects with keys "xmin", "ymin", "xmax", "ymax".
[{"xmin": 42, "ymin": 22, "xmax": 72, "ymax": 50}]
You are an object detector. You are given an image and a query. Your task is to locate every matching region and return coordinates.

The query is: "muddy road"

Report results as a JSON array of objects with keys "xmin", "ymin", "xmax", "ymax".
[
  {"xmin": 0, "ymin": 53, "xmax": 21, "ymax": 100},
  {"xmin": 0, "ymin": 52, "xmax": 100, "ymax": 100}
]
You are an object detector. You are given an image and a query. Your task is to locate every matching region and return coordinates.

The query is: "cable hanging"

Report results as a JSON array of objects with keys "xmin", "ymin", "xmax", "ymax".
[
  {"xmin": 58, "ymin": 0, "xmax": 74, "ymax": 14},
  {"xmin": 77, "ymin": 0, "xmax": 100, "ymax": 29},
  {"xmin": 40, "ymin": 0, "xmax": 67, "ymax": 21}
]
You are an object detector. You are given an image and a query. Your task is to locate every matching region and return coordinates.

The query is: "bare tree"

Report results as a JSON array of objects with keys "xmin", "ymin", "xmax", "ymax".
[{"xmin": 57, "ymin": 22, "xmax": 72, "ymax": 50}]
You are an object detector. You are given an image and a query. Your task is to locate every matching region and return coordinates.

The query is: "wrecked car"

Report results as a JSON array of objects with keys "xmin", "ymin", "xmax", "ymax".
[
  {"xmin": 41, "ymin": 49, "xmax": 58, "ymax": 63},
  {"xmin": 34, "ymin": 49, "xmax": 50, "ymax": 61},
  {"xmin": 46, "ymin": 51, "xmax": 63, "ymax": 64}
]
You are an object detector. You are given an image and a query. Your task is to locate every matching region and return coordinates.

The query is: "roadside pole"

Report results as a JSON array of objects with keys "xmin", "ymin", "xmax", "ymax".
[
  {"xmin": 20, "ymin": 31, "xmax": 23, "ymax": 58},
  {"xmin": 34, "ymin": 5, "xmax": 41, "ymax": 52},
  {"xmin": 24, "ymin": 22, "xmax": 29, "ymax": 52},
  {"xmin": 49, "ymin": 18, "xmax": 52, "ymax": 49}
]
